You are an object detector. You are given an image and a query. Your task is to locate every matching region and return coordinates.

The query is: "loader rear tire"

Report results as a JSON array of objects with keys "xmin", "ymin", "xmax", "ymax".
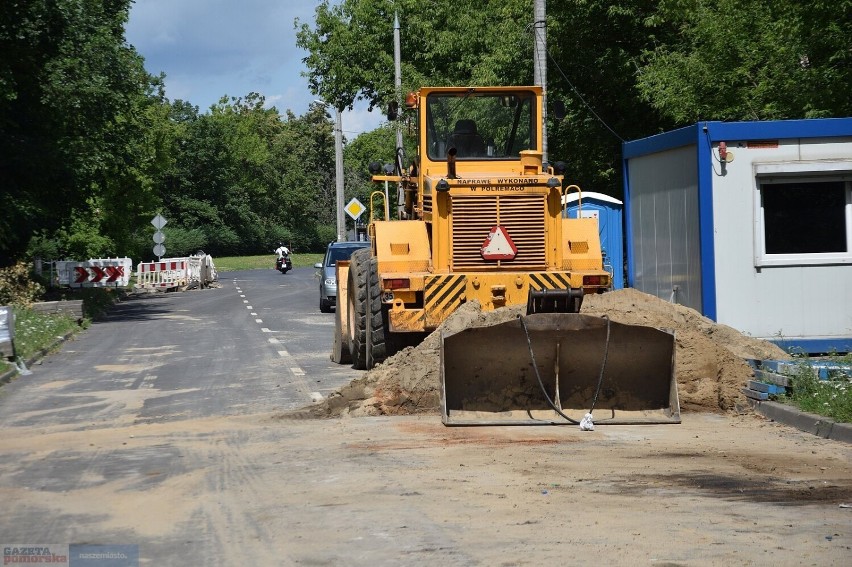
[
  {"xmin": 346, "ymin": 250, "xmax": 367, "ymax": 368},
  {"xmin": 330, "ymin": 299, "xmax": 351, "ymax": 364},
  {"xmin": 347, "ymin": 249, "xmax": 388, "ymax": 370}
]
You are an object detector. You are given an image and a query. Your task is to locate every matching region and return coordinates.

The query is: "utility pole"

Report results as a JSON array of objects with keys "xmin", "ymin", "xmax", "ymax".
[
  {"xmin": 334, "ymin": 107, "xmax": 345, "ymax": 241},
  {"xmin": 393, "ymin": 12, "xmax": 404, "ymax": 219},
  {"xmin": 533, "ymin": 0, "xmax": 547, "ymax": 165},
  {"xmin": 394, "ymin": 13, "xmax": 403, "ymax": 158},
  {"xmin": 317, "ymin": 98, "xmax": 346, "ymax": 241}
]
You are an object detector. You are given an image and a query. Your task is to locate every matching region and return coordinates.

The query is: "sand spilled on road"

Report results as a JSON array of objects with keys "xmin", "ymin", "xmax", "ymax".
[{"xmin": 292, "ymin": 288, "xmax": 789, "ymax": 419}]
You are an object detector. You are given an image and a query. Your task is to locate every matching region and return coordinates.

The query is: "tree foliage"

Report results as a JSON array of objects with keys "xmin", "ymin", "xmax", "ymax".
[
  {"xmin": 543, "ymin": 0, "xmax": 680, "ymax": 195},
  {"xmin": 296, "ymin": 0, "xmax": 677, "ymax": 196},
  {"xmin": 2, "ymin": 0, "xmax": 849, "ymax": 266},
  {"xmin": 296, "ymin": 0, "xmax": 534, "ymax": 112},
  {"xmin": 1, "ymin": 0, "xmax": 159, "ymax": 263},
  {"xmin": 297, "ymin": 0, "xmax": 851, "ymax": 198},
  {"xmin": 637, "ymin": 0, "xmax": 852, "ymax": 122}
]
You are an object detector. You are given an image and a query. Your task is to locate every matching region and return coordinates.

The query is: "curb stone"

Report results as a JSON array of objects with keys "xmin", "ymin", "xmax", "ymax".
[
  {"xmin": 0, "ymin": 365, "xmax": 15, "ymax": 386},
  {"xmin": 754, "ymin": 400, "xmax": 852, "ymax": 444},
  {"xmin": 0, "ymin": 329, "xmax": 78, "ymax": 388},
  {"xmin": 1, "ymin": 289, "xmax": 178, "ymax": 389}
]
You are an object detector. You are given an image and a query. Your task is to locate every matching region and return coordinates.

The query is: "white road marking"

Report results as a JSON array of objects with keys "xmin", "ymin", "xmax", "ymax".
[{"xmin": 233, "ymin": 283, "xmax": 316, "ymax": 404}]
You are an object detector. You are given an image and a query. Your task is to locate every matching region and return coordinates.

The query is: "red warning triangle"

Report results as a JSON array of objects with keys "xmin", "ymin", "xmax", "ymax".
[{"xmin": 481, "ymin": 225, "xmax": 517, "ymax": 260}]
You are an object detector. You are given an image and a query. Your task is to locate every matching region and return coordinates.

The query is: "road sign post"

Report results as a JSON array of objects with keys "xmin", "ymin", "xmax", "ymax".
[
  {"xmin": 151, "ymin": 215, "xmax": 167, "ymax": 259},
  {"xmin": 345, "ymin": 198, "xmax": 366, "ymax": 221}
]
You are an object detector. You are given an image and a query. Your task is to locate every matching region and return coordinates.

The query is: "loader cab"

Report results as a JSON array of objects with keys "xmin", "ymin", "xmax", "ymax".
[{"xmin": 423, "ymin": 88, "xmax": 538, "ymax": 164}]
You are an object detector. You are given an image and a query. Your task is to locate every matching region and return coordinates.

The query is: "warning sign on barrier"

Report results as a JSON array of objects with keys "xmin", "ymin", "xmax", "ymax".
[{"xmin": 56, "ymin": 258, "xmax": 133, "ymax": 288}]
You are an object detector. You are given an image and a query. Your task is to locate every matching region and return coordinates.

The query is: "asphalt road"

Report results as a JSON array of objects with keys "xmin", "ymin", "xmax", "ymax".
[
  {"xmin": 0, "ymin": 267, "xmax": 368, "ymax": 564},
  {"xmin": 1, "ymin": 269, "xmax": 850, "ymax": 566},
  {"xmin": 0, "ymin": 267, "xmax": 359, "ymax": 428}
]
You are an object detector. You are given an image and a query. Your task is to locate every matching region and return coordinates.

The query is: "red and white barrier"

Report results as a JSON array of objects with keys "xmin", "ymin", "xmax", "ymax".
[
  {"xmin": 135, "ymin": 255, "xmax": 217, "ymax": 291},
  {"xmin": 136, "ymin": 258, "xmax": 189, "ymax": 290},
  {"xmin": 55, "ymin": 258, "xmax": 133, "ymax": 288}
]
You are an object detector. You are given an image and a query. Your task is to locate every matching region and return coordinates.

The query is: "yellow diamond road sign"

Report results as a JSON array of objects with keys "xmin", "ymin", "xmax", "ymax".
[{"xmin": 345, "ymin": 198, "xmax": 366, "ymax": 220}]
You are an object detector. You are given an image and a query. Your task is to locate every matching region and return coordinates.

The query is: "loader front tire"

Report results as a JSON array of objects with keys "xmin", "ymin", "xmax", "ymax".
[
  {"xmin": 346, "ymin": 248, "xmax": 388, "ymax": 370},
  {"xmin": 368, "ymin": 262, "xmax": 390, "ymax": 368}
]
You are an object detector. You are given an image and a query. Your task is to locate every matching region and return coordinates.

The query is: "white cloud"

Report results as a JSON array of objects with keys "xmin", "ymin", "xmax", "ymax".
[
  {"xmin": 126, "ymin": 0, "xmax": 322, "ymax": 115},
  {"xmin": 126, "ymin": 1, "xmax": 387, "ymax": 138},
  {"xmin": 342, "ymin": 105, "xmax": 386, "ymax": 139}
]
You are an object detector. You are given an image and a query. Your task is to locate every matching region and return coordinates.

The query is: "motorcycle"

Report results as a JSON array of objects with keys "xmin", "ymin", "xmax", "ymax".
[{"xmin": 276, "ymin": 254, "xmax": 292, "ymax": 274}]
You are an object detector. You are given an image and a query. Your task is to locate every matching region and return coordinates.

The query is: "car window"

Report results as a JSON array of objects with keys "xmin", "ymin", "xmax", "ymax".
[{"xmin": 326, "ymin": 245, "xmax": 367, "ymax": 266}]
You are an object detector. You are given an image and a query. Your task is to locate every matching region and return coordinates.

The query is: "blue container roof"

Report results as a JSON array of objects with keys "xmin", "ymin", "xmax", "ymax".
[{"xmin": 623, "ymin": 118, "xmax": 852, "ymax": 160}]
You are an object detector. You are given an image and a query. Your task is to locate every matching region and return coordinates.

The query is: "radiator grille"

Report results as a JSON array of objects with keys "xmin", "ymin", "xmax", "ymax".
[
  {"xmin": 450, "ymin": 194, "xmax": 547, "ymax": 270},
  {"xmin": 422, "ymin": 194, "xmax": 432, "ymax": 217}
]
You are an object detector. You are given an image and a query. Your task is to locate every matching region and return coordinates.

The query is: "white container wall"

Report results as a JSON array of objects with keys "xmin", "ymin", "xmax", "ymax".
[
  {"xmin": 626, "ymin": 145, "xmax": 702, "ymax": 312},
  {"xmin": 624, "ymin": 119, "xmax": 852, "ymax": 353}
]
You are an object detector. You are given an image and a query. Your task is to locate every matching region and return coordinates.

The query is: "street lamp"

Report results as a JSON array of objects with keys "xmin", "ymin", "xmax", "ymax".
[{"xmin": 315, "ymin": 100, "xmax": 346, "ymax": 242}]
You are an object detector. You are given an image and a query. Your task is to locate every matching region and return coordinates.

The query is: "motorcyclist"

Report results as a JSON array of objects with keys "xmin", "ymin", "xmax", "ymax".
[
  {"xmin": 274, "ymin": 242, "xmax": 291, "ymax": 272},
  {"xmin": 274, "ymin": 242, "xmax": 290, "ymax": 259}
]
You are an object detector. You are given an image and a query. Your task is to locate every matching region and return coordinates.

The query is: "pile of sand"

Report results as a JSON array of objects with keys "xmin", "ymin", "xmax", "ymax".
[
  {"xmin": 581, "ymin": 288, "xmax": 788, "ymax": 412},
  {"xmin": 298, "ymin": 288, "xmax": 788, "ymax": 419}
]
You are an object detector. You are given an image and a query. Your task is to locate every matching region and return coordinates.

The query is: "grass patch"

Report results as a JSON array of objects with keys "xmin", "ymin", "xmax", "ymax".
[
  {"xmin": 2, "ymin": 288, "xmax": 127, "ymax": 372},
  {"xmin": 777, "ymin": 355, "xmax": 852, "ymax": 423},
  {"xmin": 215, "ymin": 254, "xmax": 324, "ymax": 271},
  {"xmin": 11, "ymin": 306, "xmax": 80, "ymax": 361}
]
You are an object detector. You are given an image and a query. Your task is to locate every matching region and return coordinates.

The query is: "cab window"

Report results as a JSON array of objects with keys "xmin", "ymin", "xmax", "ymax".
[{"xmin": 425, "ymin": 91, "xmax": 536, "ymax": 160}]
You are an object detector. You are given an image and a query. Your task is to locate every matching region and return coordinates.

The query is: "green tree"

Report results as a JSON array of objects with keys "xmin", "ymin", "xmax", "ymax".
[
  {"xmin": 544, "ymin": 0, "xmax": 679, "ymax": 196},
  {"xmin": 147, "ymin": 92, "xmax": 352, "ymax": 256},
  {"xmin": 636, "ymin": 0, "xmax": 852, "ymax": 122},
  {"xmin": 158, "ymin": 94, "xmax": 284, "ymax": 256},
  {"xmin": 0, "ymin": 0, "xmax": 162, "ymax": 263},
  {"xmin": 272, "ymin": 103, "xmax": 339, "ymax": 249},
  {"xmin": 297, "ymin": 0, "xmax": 672, "ymax": 197},
  {"xmin": 296, "ymin": 0, "xmax": 534, "ymax": 113}
]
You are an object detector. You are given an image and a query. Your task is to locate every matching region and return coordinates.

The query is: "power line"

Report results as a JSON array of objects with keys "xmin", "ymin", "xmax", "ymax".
[{"xmin": 529, "ymin": 23, "xmax": 624, "ymax": 143}]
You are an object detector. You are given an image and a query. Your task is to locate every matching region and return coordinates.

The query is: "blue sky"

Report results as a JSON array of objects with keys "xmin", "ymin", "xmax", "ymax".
[{"xmin": 125, "ymin": 0, "xmax": 383, "ymax": 137}]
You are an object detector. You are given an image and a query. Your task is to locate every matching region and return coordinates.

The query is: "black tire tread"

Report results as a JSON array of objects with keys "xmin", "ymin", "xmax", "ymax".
[{"xmin": 347, "ymin": 248, "xmax": 370, "ymax": 369}]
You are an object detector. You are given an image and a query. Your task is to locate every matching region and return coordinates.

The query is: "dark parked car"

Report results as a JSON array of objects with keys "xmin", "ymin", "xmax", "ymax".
[{"xmin": 315, "ymin": 241, "xmax": 371, "ymax": 313}]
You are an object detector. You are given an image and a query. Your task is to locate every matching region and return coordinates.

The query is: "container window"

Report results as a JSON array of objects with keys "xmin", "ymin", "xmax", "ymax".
[{"xmin": 755, "ymin": 176, "xmax": 852, "ymax": 266}]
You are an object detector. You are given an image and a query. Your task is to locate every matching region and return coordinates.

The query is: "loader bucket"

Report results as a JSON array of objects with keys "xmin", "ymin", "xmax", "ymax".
[{"xmin": 440, "ymin": 313, "xmax": 680, "ymax": 425}]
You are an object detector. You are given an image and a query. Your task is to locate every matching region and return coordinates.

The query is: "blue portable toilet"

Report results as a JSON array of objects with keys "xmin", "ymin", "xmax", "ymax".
[{"xmin": 563, "ymin": 191, "xmax": 624, "ymax": 289}]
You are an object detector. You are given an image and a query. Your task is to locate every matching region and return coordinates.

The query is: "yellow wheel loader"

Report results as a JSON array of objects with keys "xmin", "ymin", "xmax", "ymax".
[{"xmin": 332, "ymin": 86, "xmax": 679, "ymax": 425}]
